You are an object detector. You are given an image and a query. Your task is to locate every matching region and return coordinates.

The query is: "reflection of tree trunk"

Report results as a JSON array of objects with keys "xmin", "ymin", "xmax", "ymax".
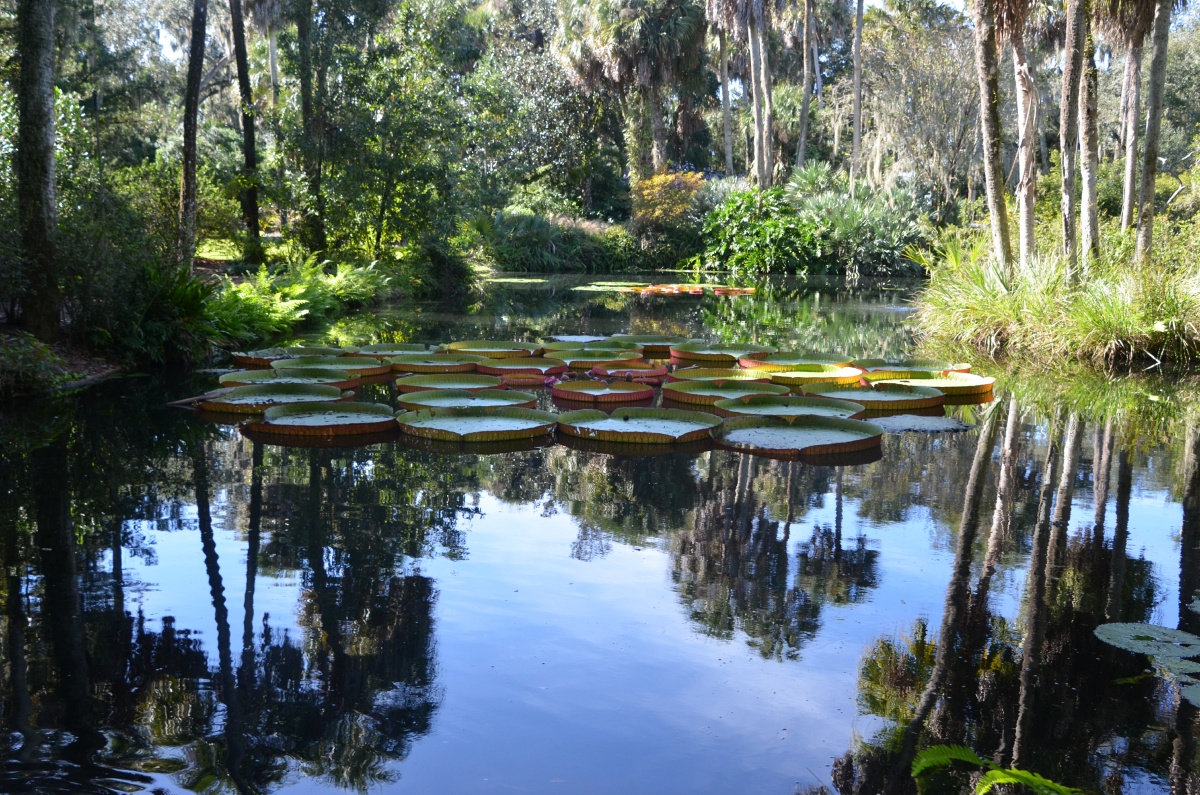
[
  {"xmin": 1104, "ymin": 451, "xmax": 1133, "ymax": 621},
  {"xmin": 1179, "ymin": 426, "xmax": 1200, "ymax": 634},
  {"xmin": 33, "ymin": 438, "xmax": 101, "ymax": 754},
  {"xmin": 1010, "ymin": 414, "xmax": 1065, "ymax": 768},
  {"xmin": 1046, "ymin": 413, "xmax": 1083, "ymax": 595},
  {"xmin": 241, "ymin": 442, "xmax": 263, "ymax": 680},
  {"xmin": 191, "ymin": 442, "xmax": 254, "ymax": 794},
  {"xmin": 1093, "ymin": 417, "xmax": 1115, "ymax": 533},
  {"xmin": 306, "ymin": 452, "xmax": 349, "ymax": 702},
  {"xmin": 2, "ymin": 517, "xmax": 36, "ymax": 759},
  {"xmin": 975, "ymin": 397, "xmax": 1020, "ymax": 613},
  {"xmin": 895, "ymin": 409, "xmax": 999, "ymax": 777}
]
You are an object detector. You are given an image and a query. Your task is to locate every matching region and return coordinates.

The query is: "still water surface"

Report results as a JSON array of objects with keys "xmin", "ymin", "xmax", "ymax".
[{"xmin": 2, "ymin": 276, "xmax": 1198, "ymax": 794}]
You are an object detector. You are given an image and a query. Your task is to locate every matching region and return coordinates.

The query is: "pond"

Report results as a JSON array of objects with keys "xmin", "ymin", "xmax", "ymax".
[{"xmin": 2, "ymin": 275, "xmax": 1199, "ymax": 794}]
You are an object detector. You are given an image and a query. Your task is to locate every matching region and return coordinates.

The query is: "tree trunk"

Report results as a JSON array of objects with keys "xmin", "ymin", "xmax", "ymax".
[
  {"xmin": 796, "ymin": 0, "xmax": 813, "ymax": 171},
  {"xmin": 719, "ymin": 30, "xmax": 735, "ymax": 175},
  {"xmin": 748, "ymin": 18, "xmax": 767, "ymax": 186},
  {"xmin": 16, "ymin": 0, "xmax": 59, "ymax": 339},
  {"xmin": 178, "ymin": 0, "xmax": 209, "ymax": 269},
  {"xmin": 1013, "ymin": 34, "xmax": 1039, "ymax": 271},
  {"xmin": 1135, "ymin": 0, "xmax": 1173, "ymax": 263},
  {"xmin": 229, "ymin": 0, "xmax": 262, "ymax": 263},
  {"xmin": 971, "ymin": 0, "xmax": 1014, "ymax": 272},
  {"xmin": 269, "ymin": 26, "xmax": 279, "ymax": 105},
  {"xmin": 646, "ymin": 84, "xmax": 668, "ymax": 172},
  {"xmin": 1120, "ymin": 41, "xmax": 1143, "ymax": 231},
  {"xmin": 1060, "ymin": 0, "xmax": 1084, "ymax": 282},
  {"xmin": 1080, "ymin": 21, "xmax": 1101, "ymax": 270},
  {"xmin": 758, "ymin": 18, "xmax": 774, "ymax": 184},
  {"xmin": 850, "ymin": 0, "xmax": 864, "ymax": 188},
  {"xmin": 810, "ymin": 30, "xmax": 822, "ymax": 109},
  {"xmin": 296, "ymin": 0, "xmax": 327, "ymax": 252}
]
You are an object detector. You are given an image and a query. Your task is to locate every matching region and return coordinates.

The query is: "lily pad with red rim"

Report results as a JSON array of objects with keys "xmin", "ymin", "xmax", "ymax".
[
  {"xmin": 395, "ymin": 388, "xmax": 537, "ymax": 412},
  {"xmin": 396, "ymin": 407, "xmax": 557, "ymax": 442},
  {"xmin": 800, "ymin": 383, "xmax": 947, "ymax": 410},
  {"xmin": 715, "ymin": 416, "xmax": 884, "ymax": 460},
  {"xmin": 550, "ymin": 380, "xmax": 656, "ymax": 403},
  {"xmin": 768, "ymin": 365, "xmax": 865, "ymax": 389},
  {"xmin": 555, "ymin": 407, "xmax": 722, "ymax": 444},
  {"xmin": 438, "ymin": 340, "xmax": 541, "ymax": 358},
  {"xmin": 395, "ymin": 373, "xmax": 503, "ymax": 393},
  {"xmin": 661, "ymin": 380, "xmax": 790, "ymax": 405},
  {"xmin": 669, "ymin": 341, "xmax": 776, "ymax": 364},
  {"xmin": 667, "ymin": 367, "xmax": 775, "ymax": 384},
  {"xmin": 711, "ymin": 394, "xmax": 867, "ymax": 420},
  {"xmin": 389, "ymin": 354, "xmax": 488, "ymax": 374},
  {"xmin": 273, "ymin": 356, "xmax": 394, "ymax": 377},
  {"xmin": 254, "ymin": 401, "xmax": 399, "ymax": 436},
  {"xmin": 199, "ymin": 383, "xmax": 347, "ymax": 414},
  {"xmin": 219, "ymin": 368, "xmax": 361, "ymax": 390}
]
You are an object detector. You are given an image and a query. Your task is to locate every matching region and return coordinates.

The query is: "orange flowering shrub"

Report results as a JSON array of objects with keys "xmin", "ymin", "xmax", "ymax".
[{"xmin": 632, "ymin": 170, "xmax": 704, "ymax": 231}]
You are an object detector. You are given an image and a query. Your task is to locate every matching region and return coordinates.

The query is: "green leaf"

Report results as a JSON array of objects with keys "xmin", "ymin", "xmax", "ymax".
[
  {"xmin": 912, "ymin": 745, "xmax": 990, "ymax": 778},
  {"xmin": 1095, "ymin": 623, "xmax": 1200, "ymax": 658},
  {"xmin": 976, "ymin": 768, "xmax": 1082, "ymax": 795}
]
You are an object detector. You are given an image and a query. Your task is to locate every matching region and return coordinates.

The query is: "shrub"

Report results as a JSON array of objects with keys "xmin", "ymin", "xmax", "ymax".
[
  {"xmin": 699, "ymin": 189, "xmax": 816, "ymax": 275},
  {"xmin": 0, "ymin": 331, "xmax": 70, "ymax": 398},
  {"xmin": 632, "ymin": 170, "xmax": 704, "ymax": 232}
]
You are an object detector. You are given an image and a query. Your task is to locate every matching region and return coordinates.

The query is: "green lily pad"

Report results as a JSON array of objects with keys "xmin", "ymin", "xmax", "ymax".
[
  {"xmin": 801, "ymin": 383, "xmax": 946, "ymax": 409},
  {"xmin": 670, "ymin": 341, "xmax": 776, "ymax": 363},
  {"xmin": 712, "ymin": 394, "xmax": 867, "ymax": 420},
  {"xmin": 553, "ymin": 350, "xmax": 643, "ymax": 369},
  {"xmin": 199, "ymin": 383, "xmax": 345, "ymax": 414},
  {"xmin": 739, "ymin": 351, "xmax": 853, "ymax": 371},
  {"xmin": 439, "ymin": 340, "xmax": 541, "ymax": 358},
  {"xmin": 716, "ymin": 416, "xmax": 884, "ymax": 459},
  {"xmin": 769, "ymin": 365, "xmax": 865, "ymax": 388},
  {"xmin": 852, "ymin": 358, "xmax": 971, "ymax": 373},
  {"xmin": 556, "ymin": 407, "xmax": 722, "ymax": 444},
  {"xmin": 669, "ymin": 367, "xmax": 774, "ymax": 383},
  {"xmin": 873, "ymin": 372, "xmax": 996, "ymax": 396},
  {"xmin": 358, "ymin": 343, "xmax": 428, "ymax": 359},
  {"xmin": 662, "ymin": 380, "xmax": 790, "ymax": 405},
  {"xmin": 395, "ymin": 373, "xmax": 504, "ymax": 393},
  {"xmin": 395, "ymin": 389, "xmax": 537, "ymax": 411},
  {"xmin": 273, "ymin": 356, "xmax": 393, "ymax": 377},
  {"xmin": 551, "ymin": 380, "xmax": 656, "ymax": 402},
  {"xmin": 219, "ymin": 368, "xmax": 360, "ymax": 390},
  {"xmin": 396, "ymin": 407, "xmax": 558, "ymax": 442},
  {"xmin": 1095, "ymin": 623, "xmax": 1200, "ymax": 658},
  {"xmin": 389, "ymin": 354, "xmax": 488, "ymax": 374},
  {"xmin": 476, "ymin": 357, "xmax": 569, "ymax": 375},
  {"xmin": 258, "ymin": 401, "xmax": 398, "ymax": 435},
  {"xmin": 283, "ymin": 345, "xmax": 358, "ymax": 357}
]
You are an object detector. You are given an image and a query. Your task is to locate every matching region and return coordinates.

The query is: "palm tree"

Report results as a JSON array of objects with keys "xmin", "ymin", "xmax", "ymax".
[
  {"xmin": 997, "ymin": 0, "xmax": 1041, "ymax": 271},
  {"xmin": 557, "ymin": 0, "xmax": 706, "ymax": 176},
  {"xmin": 15, "ymin": 0, "xmax": 60, "ymax": 339},
  {"xmin": 849, "ymin": 0, "xmax": 864, "ymax": 188},
  {"xmin": 229, "ymin": 0, "xmax": 262, "ymax": 263},
  {"xmin": 969, "ymin": 0, "xmax": 1015, "ymax": 272},
  {"xmin": 707, "ymin": 0, "xmax": 774, "ymax": 186},
  {"xmin": 1059, "ymin": 0, "xmax": 1084, "ymax": 276},
  {"xmin": 178, "ymin": 0, "xmax": 210, "ymax": 267},
  {"xmin": 1134, "ymin": 0, "xmax": 1177, "ymax": 262},
  {"xmin": 1079, "ymin": 17, "xmax": 1102, "ymax": 267}
]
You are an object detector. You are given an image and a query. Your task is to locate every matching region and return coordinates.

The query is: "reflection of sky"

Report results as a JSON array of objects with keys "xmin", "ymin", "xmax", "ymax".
[{"xmin": 108, "ymin": 446, "xmax": 1188, "ymax": 794}]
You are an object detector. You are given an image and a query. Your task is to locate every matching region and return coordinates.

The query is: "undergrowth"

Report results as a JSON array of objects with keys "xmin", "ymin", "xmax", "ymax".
[{"xmin": 913, "ymin": 218, "xmax": 1200, "ymax": 370}]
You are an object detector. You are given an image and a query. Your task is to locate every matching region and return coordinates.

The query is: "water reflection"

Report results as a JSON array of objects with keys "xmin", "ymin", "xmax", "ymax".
[{"xmin": 4, "ymin": 278, "xmax": 1200, "ymax": 793}]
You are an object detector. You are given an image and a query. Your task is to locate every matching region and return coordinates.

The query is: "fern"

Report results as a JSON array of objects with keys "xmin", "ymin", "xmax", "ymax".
[{"xmin": 913, "ymin": 744, "xmax": 1082, "ymax": 795}]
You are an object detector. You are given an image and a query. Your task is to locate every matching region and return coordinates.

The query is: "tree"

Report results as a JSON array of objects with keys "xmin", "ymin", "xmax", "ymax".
[
  {"xmin": 1059, "ymin": 0, "xmax": 1084, "ymax": 276},
  {"xmin": 970, "ymin": 0, "xmax": 1015, "ymax": 272},
  {"xmin": 178, "ymin": 0, "xmax": 210, "ymax": 268},
  {"xmin": 229, "ymin": 0, "xmax": 262, "ymax": 263},
  {"xmin": 997, "ymin": 0, "xmax": 1041, "ymax": 271},
  {"xmin": 849, "ymin": 0, "xmax": 864, "ymax": 188},
  {"xmin": 15, "ymin": 0, "xmax": 60, "ymax": 340},
  {"xmin": 1134, "ymin": 0, "xmax": 1176, "ymax": 262},
  {"xmin": 1079, "ymin": 18, "xmax": 1101, "ymax": 267},
  {"xmin": 797, "ymin": 0, "xmax": 814, "ymax": 171},
  {"xmin": 707, "ymin": 0, "xmax": 773, "ymax": 186}
]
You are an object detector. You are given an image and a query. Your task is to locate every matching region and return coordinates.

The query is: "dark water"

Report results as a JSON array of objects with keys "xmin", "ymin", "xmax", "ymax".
[{"xmin": 2, "ymin": 275, "xmax": 1198, "ymax": 794}]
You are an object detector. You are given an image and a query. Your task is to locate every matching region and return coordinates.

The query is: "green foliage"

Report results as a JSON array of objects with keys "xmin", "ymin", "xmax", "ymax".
[
  {"xmin": 912, "ymin": 744, "xmax": 1083, "ymax": 795},
  {"xmin": 699, "ymin": 189, "xmax": 817, "ymax": 275},
  {"xmin": 0, "ymin": 331, "xmax": 71, "ymax": 398}
]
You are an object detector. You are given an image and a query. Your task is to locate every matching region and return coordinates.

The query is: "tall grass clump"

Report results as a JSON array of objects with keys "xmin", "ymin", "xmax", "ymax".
[{"xmin": 914, "ymin": 221, "xmax": 1200, "ymax": 369}]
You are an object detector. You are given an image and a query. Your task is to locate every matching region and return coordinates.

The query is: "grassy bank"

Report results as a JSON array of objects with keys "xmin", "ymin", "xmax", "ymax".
[{"xmin": 913, "ymin": 218, "xmax": 1200, "ymax": 370}]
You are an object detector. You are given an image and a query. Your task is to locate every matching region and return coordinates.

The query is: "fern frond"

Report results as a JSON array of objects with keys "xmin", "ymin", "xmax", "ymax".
[
  {"xmin": 976, "ymin": 768, "xmax": 1083, "ymax": 795},
  {"xmin": 912, "ymin": 744, "xmax": 990, "ymax": 778}
]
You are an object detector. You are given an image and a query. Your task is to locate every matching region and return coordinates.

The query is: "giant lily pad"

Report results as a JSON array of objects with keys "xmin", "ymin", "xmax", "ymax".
[
  {"xmin": 550, "ymin": 380, "xmax": 655, "ymax": 403},
  {"xmin": 739, "ymin": 351, "xmax": 853, "ymax": 371},
  {"xmin": 869, "ymin": 415, "xmax": 975, "ymax": 433},
  {"xmin": 712, "ymin": 394, "xmax": 867, "ymax": 421},
  {"xmin": 667, "ymin": 367, "xmax": 774, "ymax": 384},
  {"xmin": 557, "ymin": 434, "xmax": 715, "ymax": 457},
  {"xmin": 548, "ymin": 334, "xmax": 608, "ymax": 343},
  {"xmin": 669, "ymin": 341, "xmax": 776, "ymax": 364},
  {"xmin": 553, "ymin": 350, "xmax": 643, "ymax": 370},
  {"xmin": 661, "ymin": 380, "xmax": 790, "ymax": 406},
  {"xmin": 395, "ymin": 373, "xmax": 503, "ymax": 393},
  {"xmin": 395, "ymin": 388, "xmax": 537, "ymax": 412},
  {"xmin": 439, "ymin": 340, "xmax": 541, "ymax": 358},
  {"xmin": 475, "ymin": 357, "xmax": 569, "ymax": 376},
  {"xmin": 232, "ymin": 348, "xmax": 291, "ymax": 368},
  {"xmin": 273, "ymin": 356, "xmax": 394, "ymax": 377},
  {"xmin": 556, "ymin": 407, "xmax": 722, "ymax": 444},
  {"xmin": 283, "ymin": 345, "xmax": 358, "ymax": 357},
  {"xmin": 357, "ymin": 342, "xmax": 428, "ymax": 359},
  {"xmin": 219, "ymin": 368, "xmax": 360, "ymax": 390},
  {"xmin": 255, "ymin": 401, "xmax": 398, "ymax": 436},
  {"xmin": 852, "ymin": 358, "xmax": 971, "ymax": 374},
  {"xmin": 1095, "ymin": 623, "xmax": 1200, "ymax": 658},
  {"xmin": 801, "ymin": 383, "xmax": 946, "ymax": 410},
  {"xmin": 610, "ymin": 334, "xmax": 690, "ymax": 358},
  {"xmin": 241, "ymin": 424, "xmax": 401, "ymax": 449},
  {"xmin": 716, "ymin": 416, "xmax": 884, "ymax": 460},
  {"xmin": 873, "ymin": 371, "xmax": 995, "ymax": 396},
  {"xmin": 769, "ymin": 365, "xmax": 866, "ymax": 389},
  {"xmin": 199, "ymin": 383, "xmax": 346, "ymax": 414},
  {"xmin": 389, "ymin": 354, "xmax": 488, "ymax": 374},
  {"xmin": 396, "ymin": 407, "xmax": 557, "ymax": 442},
  {"xmin": 590, "ymin": 361, "xmax": 669, "ymax": 383}
]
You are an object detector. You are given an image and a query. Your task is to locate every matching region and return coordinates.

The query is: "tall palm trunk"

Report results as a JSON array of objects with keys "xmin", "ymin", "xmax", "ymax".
[
  {"xmin": 757, "ymin": 19, "xmax": 774, "ymax": 183},
  {"xmin": 747, "ymin": 18, "xmax": 767, "ymax": 186},
  {"xmin": 849, "ymin": 0, "xmax": 864, "ymax": 188},
  {"xmin": 971, "ymin": 0, "xmax": 1014, "ymax": 273},
  {"xmin": 16, "ymin": 0, "xmax": 59, "ymax": 340},
  {"xmin": 719, "ymin": 30, "xmax": 734, "ymax": 175},
  {"xmin": 646, "ymin": 83, "xmax": 669, "ymax": 171},
  {"xmin": 296, "ymin": 0, "xmax": 327, "ymax": 252},
  {"xmin": 1080, "ymin": 21, "xmax": 1101, "ymax": 268},
  {"xmin": 178, "ymin": 0, "xmax": 209, "ymax": 268},
  {"xmin": 229, "ymin": 0, "xmax": 262, "ymax": 263},
  {"xmin": 1120, "ymin": 41, "xmax": 1143, "ymax": 230},
  {"xmin": 796, "ymin": 0, "xmax": 813, "ymax": 170},
  {"xmin": 1135, "ymin": 0, "xmax": 1173, "ymax": 263},
  {"xmin": 1013, "ymin": 33, "xmax": 1039, "ymax": 271},
  {"xmin": 1060, "ymin": 0, "xmax": 1084, "ymax": 281}
]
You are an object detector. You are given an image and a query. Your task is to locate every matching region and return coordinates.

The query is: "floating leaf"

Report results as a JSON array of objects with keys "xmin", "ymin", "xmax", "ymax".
[{"xmin": 1094, "ymin": 623, "xmax": 1200, "ymax": 658}]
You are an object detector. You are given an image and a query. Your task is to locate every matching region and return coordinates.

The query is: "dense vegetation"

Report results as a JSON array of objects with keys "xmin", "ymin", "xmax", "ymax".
[{"xmin": 2, "ymin": 0, "xmax": 1200, "ymax": 375}]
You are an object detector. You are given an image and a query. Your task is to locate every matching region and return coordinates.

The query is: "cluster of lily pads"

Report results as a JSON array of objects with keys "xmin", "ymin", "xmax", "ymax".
[{"xmin": 198, "ymin": 335, "xmax": 995, "ymax": 459}]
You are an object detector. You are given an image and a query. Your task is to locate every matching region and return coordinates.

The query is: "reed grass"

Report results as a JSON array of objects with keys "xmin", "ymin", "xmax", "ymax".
[{"xmin": 913, "ymin": 221, "xmax": 1200, "ymax": 370}]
